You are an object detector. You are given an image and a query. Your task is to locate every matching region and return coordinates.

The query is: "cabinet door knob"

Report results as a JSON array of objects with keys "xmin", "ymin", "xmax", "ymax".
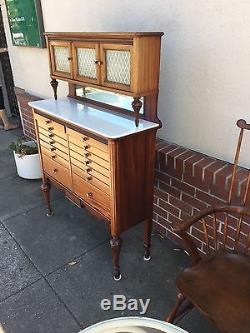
[
  {"xmin": 49, "ymin": 140, "xmax": 55, "ymax": 145},
  {"xmin": 86, "ymin": 168, "xmax": 91, "ymax": 173},
  {"xmin": 85, "ymin": 160, "xmax": 91, "ymax": 165},
  {"xmin": 53, "ymin": 168, "xmax": 58, "ymax": 173},
  {"xmin": 81, "ymin": 136, "xmax": 88, "ymax": 141},
  {"xmin": 84, "ymin": 176, "xmax": 92, "ymax": 181},
  {"xmin": 83, "ymin": 145, "xmax": 90, "ymax": 150},
  {"xmin": 48, "ymin": 133, "xmax": 54, "ymax": 138},
  {"xmin": 68, "ymin": 57, "xmax": 72, "ymax": 61},
  {"xmin": 94, "ymin": 60, "xmax": 103, "ymax": 65},
  {"xmin": 48, "ymin": 127, "xmax": 54, "ymax": 131},
  {"xmin": 50, "ymin": 147, "xmax": 56, "ymax": 152},
  {"xmin": 84, "ymin": 152, "xmax": 90, "ymax": 157},
  {"xmin": 46, "ymin": 120, "xmax": 51, "ymax": 124},
  {"xmin": 51, "ymin": 155, "xmax": 57, "ymax": 159},
  {"xmin": 86, "ymin": 192, "xmax": 92, "ymax": 197}
]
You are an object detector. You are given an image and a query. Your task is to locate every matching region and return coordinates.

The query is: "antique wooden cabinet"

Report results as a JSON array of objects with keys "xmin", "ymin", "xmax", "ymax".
[{"xmin": 30, "ymin": 32, "xmax": 163, "ymax": 280}]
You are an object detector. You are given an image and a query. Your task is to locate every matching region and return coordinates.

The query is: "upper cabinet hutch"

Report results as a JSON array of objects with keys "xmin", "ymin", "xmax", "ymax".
[{"xmin": 30, "ymin": 32, "xmax": 164, "ymax": 280}]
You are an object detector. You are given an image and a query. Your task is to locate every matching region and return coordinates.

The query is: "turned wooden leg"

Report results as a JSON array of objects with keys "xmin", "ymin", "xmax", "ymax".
[
  {"xmin": 110, "ymin": 236, "xmax": 122, "ymax": 281},
  {"xmin": 132, "ymin": 97, "xmax": 142, "ymax": 127},
  {"xmin": 144, "ymin": 219, "xmax": 152, "ymax": 261},
  {"xmin": 165, "ymin": 292, "xmax": 185, "ymax": 323},
  {"xmin": 50, "ymin": 78, "xmax": 58, "ymax": 100},
  {"xmin": 41, "ymin": 180, "xmax": 53, "ymax": 217}
]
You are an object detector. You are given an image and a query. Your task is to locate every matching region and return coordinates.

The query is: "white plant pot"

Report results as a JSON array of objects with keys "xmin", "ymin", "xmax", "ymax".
[{"xmin": 13, "ymin": 141, "xmax": 42, "ymax": 179}]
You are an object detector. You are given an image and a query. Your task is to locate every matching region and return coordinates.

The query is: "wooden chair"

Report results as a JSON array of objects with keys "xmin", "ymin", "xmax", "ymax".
[{"xmin": 166, "ymin": 119, "xmax": 250, "ymax": 333}]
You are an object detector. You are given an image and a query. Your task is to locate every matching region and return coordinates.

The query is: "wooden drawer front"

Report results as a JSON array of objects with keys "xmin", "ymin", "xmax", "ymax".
[
  {"xmin": 42, "ymin": 154, "xmax": 71, "ymax": 189},
  {"xmin": 71, "ymin": 164, "xmax": 110, "ymax": 195},
  {"xmin": 35, "ymin": 113, "xmax": 66, "ymax": 138},
  {"xmin": 69, "ymin": 142, "xmax": 109, "ymax": 163},
  {"xmin": 39, "ymin": 138, "xmax": 69, "ymax": 160},
  {"xmin": 70, "ymin": 148, "xmax": 110, "ymax": 171},
  {"xmin": 67, "ymin": 127, "xmax": 108, "ymax": 153},
  {"xmin": 40, "ymin": 146, "xmax": 69, "ymax": 169},
  {"xmin": 70, "ymin": 156, "xmax": 110, "ymax": 178},
  {"xmin": 38, "ymin": 126, "xmax": 67, "ymax": 147},
  {"xmin": 72, "ymin": 173, "xmax": 110, "ymax": 218}
]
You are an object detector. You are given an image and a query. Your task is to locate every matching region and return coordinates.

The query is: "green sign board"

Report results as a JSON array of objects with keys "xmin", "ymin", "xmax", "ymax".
[{"xmin": 5, "ymin": 0, "xmax": 45, "ymax": 48}]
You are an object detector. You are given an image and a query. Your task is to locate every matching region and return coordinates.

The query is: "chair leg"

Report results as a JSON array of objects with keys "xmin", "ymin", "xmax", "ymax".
[{"xmin": 165, "ymin": 292, "xmax": 185, "ymax": 323}]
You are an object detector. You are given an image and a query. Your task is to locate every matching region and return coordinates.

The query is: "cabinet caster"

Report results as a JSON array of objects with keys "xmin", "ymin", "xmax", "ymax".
[
  {"xmin": 144, "ymin": 255, "xmax": 151, "ymax": 261},
  {"xmin": 114, "ymin": 273, "xmax": 122, "ymax": 281},
  {"xmin": 46, "ymin": 211, "xmax": 53, "ymax": 217}
]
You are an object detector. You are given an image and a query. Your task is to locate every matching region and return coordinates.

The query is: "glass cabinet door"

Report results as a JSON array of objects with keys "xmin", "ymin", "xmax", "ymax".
[
  {"xmin": 49, "ymin": 41, "xmax": 73, "ymax": 79},
  {"xmin": 72, "ymin": 42, "xmax": 99, "ymax": 84},
  {"xmin": 100, "ymin": 44, "xmax": 131, "ymax": 91}
]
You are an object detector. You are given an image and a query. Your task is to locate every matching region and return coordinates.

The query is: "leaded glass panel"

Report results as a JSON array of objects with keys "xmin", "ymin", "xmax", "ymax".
[
  {"xmin": 105, "ymin": 50, "xmax": 130, "ymax": 85},
  {"xmin": 54, "ymin": 46, "xmax": 70, "ymax": 73},
  {"xmin": 77, "ymin": 48, "xmax": 97, "ymax": 79}
]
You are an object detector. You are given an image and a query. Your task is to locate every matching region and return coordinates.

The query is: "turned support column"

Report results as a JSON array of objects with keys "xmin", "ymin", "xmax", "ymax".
[
  {"xmin": 41, "ymin": 180, "xmax": 53, "ymax": 217},
  {"xmin": 50, "ymin": 78, "xmax": 58, "ymax": 100},
  {"xmin": 143, "ymin": 219, "xmax": 152, "ymax": 261},
  {"xmin": 110, "ymin": 236, "xmax": 122, "ymax": 281},
  {"xmin": 132, "ymin": 97, "xmax": 142, "ymax": 127}
]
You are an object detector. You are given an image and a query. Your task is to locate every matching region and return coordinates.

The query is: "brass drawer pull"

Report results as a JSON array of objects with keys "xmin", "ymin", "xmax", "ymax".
[
  {"xmin": 81, "ymin": 137, "xmax": 89, "ymax": 142},
  {"xmin": 85, "ymin": 160, "xmax": 91, "ymax": 165},
  {"xmin": 83, "ymin": 145, "xmax": 90, "ymax": 150},
  {"xmin": 48, "ymin": 127, "xmax": 54, "ymax": 131},
  {"xmin": 48, "ymin": 133, "xmax": 54, "ymax": 138},
  {"xmin": 53, "ymin": 168, "xmax": 58, "ymax": 173},
  {"xmin": 86, "ymin": 192, "xmax": 92, "ymax": 197},
  {"xmin": 84, "ymin": 176, "xmax": 92, "ymax": 181},
  {"xmin": 84, "ymin": 152, "xmax": 90, "ymax": 158},
  {"xmin": 50, "ymin": 147, "xmax": 56, "ymax": 152},
  {"xmin": 49, "ymin": 140, "xmax": 56, "ymax": 145},
  {"xmin": 51, "ymin": 155, "xmax": 57, "ymax": 159},
  {"xmin": 86, "ymin": 168, "xmax": 91, "ymax": 173},
  {"xmin": 45, "ymin": 120, "xmax": 51, "ymax": 124}
]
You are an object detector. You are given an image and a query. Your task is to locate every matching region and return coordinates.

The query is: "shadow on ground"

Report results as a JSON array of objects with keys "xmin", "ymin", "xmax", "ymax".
[{"xmin": 0, "ymin": 129, "xmax": 219, "ymax": 333}]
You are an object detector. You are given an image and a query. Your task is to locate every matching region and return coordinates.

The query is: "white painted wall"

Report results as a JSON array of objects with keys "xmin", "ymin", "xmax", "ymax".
[{"xmin": 1, "ymin": 0, "xmax": 250, "ymax": 166}]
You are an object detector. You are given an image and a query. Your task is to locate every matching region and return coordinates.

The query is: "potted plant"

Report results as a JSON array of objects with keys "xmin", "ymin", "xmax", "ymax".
[{"xmin": 9, "ymin": 136, "xmax": 42, "ymax": 179}]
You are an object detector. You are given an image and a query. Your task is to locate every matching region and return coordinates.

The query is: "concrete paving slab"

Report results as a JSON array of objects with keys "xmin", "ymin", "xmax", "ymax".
[
  {"xmin": 4, "ymin": 199, "xmax": 110, "ymax": 275},
  {"xmin": 0, "ymin": 278, "xmax": 80, "ymax": 333},
  {"xmin": 0, "ymin": 149, "xmax": 16, "ymax": 180},
  {"xmin": 0, "ymin": 174, "xmax": 63, "ymax": 221},
  {"xmin": 0, "ymin": 224, "xmax": 41, "ymax": 302},
  {"xmin": 0, "ymin": 128, "xmax": 23, "ymax": 151},
  {"xmin": 47, "ymin": 231, "xmax": 188, "ymax": 329}
]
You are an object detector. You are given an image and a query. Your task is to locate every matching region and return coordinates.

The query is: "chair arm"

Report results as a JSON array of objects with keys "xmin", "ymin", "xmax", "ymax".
[
  {"xmin": 171, "ymin": 205, "xmax": 250, "ymax": 264},
  {"xmin": 172, "ymin": 205, "xmax": 250, "ymax": 235}
]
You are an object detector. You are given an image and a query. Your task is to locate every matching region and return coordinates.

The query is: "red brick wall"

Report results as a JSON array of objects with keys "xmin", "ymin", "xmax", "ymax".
[
  {"xmin": 15, "ymin": 87, "xmax": 41, "ymax": 140},
  {"xmin": 15, "ymin": 87, "xmax": 249, "ymax": 252},
  {"xmin": 154, "ymin": 139, "xmax": 249, "ymax": 252}
]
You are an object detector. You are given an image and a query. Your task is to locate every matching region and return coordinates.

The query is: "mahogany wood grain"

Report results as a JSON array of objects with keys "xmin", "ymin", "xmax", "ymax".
[
  {"xmin": 72, "ymin": 173, "xmax": 110, "ymax": 218},
  {"xmin": 67, "ymin": 127, "xmax": 108, "ymax": 153},
  {"xmin": 42, "ymin": 154, "xmax": 72, "ymax": 190}
]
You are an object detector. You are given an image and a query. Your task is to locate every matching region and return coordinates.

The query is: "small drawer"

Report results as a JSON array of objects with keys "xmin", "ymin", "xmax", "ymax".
[
  {"xmin": 70, "ymin": 156, "xmax": 110, "ymax": 178},
  {"xmin": 34, "ymin": 113, "xmax": 66, "ymax": 138},
  {"xmin": 39, "ymin": 138, "xmax": 69, "ymax": 160},
  {"xmin": 72, "ymin": 173, "xmax": 110, "ymax": 218},
  {"xmin": 40, "ymin": 146, "xmax": 69, "ymax": 169},
  {"xmin": 67, "ymin": 127, "xmax": 108, "ymax": 153},
  {"xmin": 38, "ymin": 126, "xmax": 67, "ymax": 146},
  {"xmin": 71, "ymin": 164, "xmax": 110, "ymax": 195},
  {"xmin": 69, "ymin": 141, "xmax": 109, "ymax": 162},
  {"xmin": 69, "ymin": 147, "xmax": 110, "ymax": 170},
  {"xmin": 42, "ymin": 154, "xmax": 72, "ymax": 190}
]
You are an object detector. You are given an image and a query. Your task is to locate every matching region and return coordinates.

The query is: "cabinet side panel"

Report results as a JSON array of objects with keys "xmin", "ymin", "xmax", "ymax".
[
  {"xmin": 132, "ymin": 36, "xmax": 162, "ymax": 95},
  {"xmin": 109, "ymin": 130, "xmax": 156, "ymax": 235}
]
